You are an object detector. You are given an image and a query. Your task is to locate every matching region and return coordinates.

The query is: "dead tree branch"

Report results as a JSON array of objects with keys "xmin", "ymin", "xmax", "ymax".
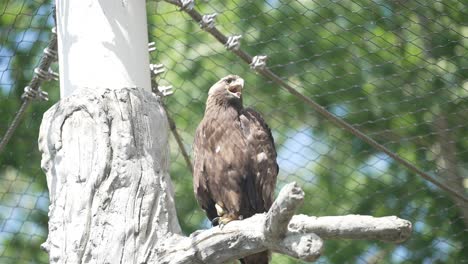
[
  {"xmin": 39, "ymin": 88, "xmax": 412, "ymax": 264},
  {"xmin": 152, "ymin": 183, "xmax": 411, "ymax": 264}
]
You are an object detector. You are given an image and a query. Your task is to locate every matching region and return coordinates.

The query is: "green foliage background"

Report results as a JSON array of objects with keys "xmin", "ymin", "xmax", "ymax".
[{"xmin": 1, "ymin": 0, "xmax": 467, "ymax": 263}]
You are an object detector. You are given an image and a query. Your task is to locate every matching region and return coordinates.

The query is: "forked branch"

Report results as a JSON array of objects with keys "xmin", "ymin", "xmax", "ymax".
[{"xmin": 154, "ymin": 183, "xmax": 411, "ymax": 263}]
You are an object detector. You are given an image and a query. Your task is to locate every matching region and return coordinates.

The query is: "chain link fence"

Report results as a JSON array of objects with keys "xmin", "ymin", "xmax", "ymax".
[{"xmin": 1, "ymin": 0, "xmax": 467, "ymax": 263}]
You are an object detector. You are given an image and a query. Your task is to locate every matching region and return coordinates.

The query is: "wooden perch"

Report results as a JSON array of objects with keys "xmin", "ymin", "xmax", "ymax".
[
  {"xmin": 289, "ymin": 214, "xmax": 412, "ymax": 243},
  {"xmin": 39, "ymin": 87, "xmax": 412, "ymax": 264},
  {"xmin": 152, "ymin": 183, "xmax": 412, "ymax": 264},
  {"xmin": 154, "ymin": 182, "xmax": 322, "ymax": 263}
]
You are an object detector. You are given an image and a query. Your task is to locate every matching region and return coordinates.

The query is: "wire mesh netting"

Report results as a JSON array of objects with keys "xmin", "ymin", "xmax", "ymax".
[
  {"xmin": 1, "ymin": 0, "xmax": 467, "ymax": 263},
  {"xmin": 1, "ymin": 1, "xmax": 56, "ymax": 263}
]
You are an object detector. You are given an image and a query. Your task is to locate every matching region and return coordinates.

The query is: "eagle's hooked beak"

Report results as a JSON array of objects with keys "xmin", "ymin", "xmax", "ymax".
[{"xmin": 228, "ymin": 78, "xmax": 244, "ymax": 98}]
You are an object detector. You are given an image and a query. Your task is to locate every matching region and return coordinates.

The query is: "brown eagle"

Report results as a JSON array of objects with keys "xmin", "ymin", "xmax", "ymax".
[{"xmin": 193, "ymin": 75, "xmax": 278, "ymax": 264}]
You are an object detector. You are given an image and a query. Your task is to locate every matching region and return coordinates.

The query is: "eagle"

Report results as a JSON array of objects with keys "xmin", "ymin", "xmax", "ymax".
[{"xmin": 192, "ymin": 75, "xmax": 278, "ymax": 264}]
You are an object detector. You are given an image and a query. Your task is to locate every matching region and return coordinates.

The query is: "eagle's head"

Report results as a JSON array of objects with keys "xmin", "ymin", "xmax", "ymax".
[{"xmin": 207, "ymin": 75, "xmax": 244, "ymax": 106}]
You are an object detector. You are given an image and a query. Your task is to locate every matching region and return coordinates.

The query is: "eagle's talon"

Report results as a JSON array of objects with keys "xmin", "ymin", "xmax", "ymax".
[
  {"xmin": 211, "ymin": 217, "xmax": 220, "ymax": 226},
  {"xmin": 217, "ymin": 216, "xmax": 235, "ymax": 229}
]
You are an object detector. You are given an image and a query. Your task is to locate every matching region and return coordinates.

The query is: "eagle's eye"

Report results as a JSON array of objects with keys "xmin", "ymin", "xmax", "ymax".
[{"xmin": 225, "ymin": 78, "xmax": 234, "ymax": 84}]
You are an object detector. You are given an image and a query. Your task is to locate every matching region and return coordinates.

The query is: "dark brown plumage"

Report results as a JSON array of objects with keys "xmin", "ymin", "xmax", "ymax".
[{"xmin": 193, "ymin": 75, "xmax": 278, "ymax": 264}]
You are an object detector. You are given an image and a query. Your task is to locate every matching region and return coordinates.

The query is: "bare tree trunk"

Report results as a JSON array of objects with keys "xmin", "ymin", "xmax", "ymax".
[
  {"xmin": 433, "ymin": 114, "xmax": 468, "ymax": 227},
  {"xmin": 417, "ymin": 10, "xmax": 468, "ymax": 227},
  {"xmin": 39, "ymin": 87, "xmax": 182, "ymax": 263},
  {"xmin": 38, "ymin": 88, "xmax": 411, "ymax": 263}
]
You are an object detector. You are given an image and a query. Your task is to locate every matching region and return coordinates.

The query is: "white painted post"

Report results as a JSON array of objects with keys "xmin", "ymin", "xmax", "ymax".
[
  {"xmin": 55, "ymin": 0, "xmax": 151, "ymax": 97},
  {"xmin": 39, "ymin": 1, "xmax": 183, "ymax": 263}
]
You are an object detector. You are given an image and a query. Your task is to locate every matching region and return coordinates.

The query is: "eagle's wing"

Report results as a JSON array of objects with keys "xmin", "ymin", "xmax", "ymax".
[
  {"xmin": 192, "ymin": 122, "xmax": 217, "ymax": 220},
  {"xmin": 192, "ymin": 115, "xmax": 250, "ymax": 220},
  {"xmin": 240, "ymin": 108, "xmax": 278, "ymax": 212}
]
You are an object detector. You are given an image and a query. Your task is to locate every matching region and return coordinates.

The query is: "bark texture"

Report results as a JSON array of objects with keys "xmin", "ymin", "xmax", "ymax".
[
  {"xmin": 39, "ymin": 87, "xmax": 412, "ymax": 263},
  {"xmin": 39, "ymin": 87, "xmax": 181, "ymax": 263},
  {"xmin": 289, "ymin": 215, "xmax": 412, "ymax": 243}
]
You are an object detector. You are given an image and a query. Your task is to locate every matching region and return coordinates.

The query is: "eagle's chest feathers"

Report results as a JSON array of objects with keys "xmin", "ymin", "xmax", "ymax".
[{"xmin": 204, "ymin": 106, "xmax": 250, "ymax": 155}]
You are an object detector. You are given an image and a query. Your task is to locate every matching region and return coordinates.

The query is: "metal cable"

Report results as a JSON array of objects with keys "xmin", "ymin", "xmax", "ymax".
[
  {"xmin": 167, "ymin": 113, "xmax": 193, "ymax": 174},
  {"xmin": 151, "ymin": 72, "xmax": 193, "ymax": 173},
  {"xmin": 163, "ymin": 0, "xmax": 468, "ymax": 203},
  {"xmin": 0, "ymin": 28, "xmax": 58, "ymax": 155}
]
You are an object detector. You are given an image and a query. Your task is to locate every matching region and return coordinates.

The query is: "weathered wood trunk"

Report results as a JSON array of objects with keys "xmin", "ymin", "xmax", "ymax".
[
  {"xmin": 38, "ymin": 96, "xmax": 412, "ymax": 262},
  {"xmin": 39, "ymin": 87, "xmax": 182, "ymax": 263}
]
